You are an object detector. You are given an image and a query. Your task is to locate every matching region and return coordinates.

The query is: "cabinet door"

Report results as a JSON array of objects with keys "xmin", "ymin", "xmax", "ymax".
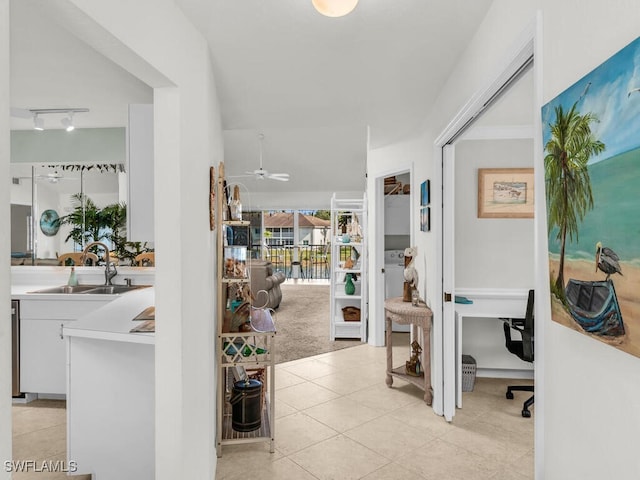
[
  {"xmin": 20, "ymin": 319, "xmax": 70, "ymax": 395},
  {"xmin": 384, "ymin": 195, "xmax": 410, "ymax": 235}
]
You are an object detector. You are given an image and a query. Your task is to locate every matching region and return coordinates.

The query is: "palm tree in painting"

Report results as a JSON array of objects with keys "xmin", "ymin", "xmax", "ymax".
[{"xmin": 545, "ymin": 102, "xmax": 605, "ymax": 297}]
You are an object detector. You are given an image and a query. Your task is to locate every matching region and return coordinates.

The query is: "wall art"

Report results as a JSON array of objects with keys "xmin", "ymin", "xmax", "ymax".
[
  {"xmin": 542, "ymin": 36, "xmax": 640, "ymax": 358},
  {"xmin": 477, "ymin": 168, "xmax": 534, "ymax": 218}
]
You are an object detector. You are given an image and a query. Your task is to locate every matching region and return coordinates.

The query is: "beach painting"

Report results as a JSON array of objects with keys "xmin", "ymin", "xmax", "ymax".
[{"xmin": 542, "ymin": 36, "xmax": 640, "ymax": 358}]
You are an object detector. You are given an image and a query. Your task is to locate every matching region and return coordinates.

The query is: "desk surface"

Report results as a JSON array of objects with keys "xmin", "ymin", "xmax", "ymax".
[{"xmin": 455, "ymin": 297, "xmax": 525, "ymax": 319}]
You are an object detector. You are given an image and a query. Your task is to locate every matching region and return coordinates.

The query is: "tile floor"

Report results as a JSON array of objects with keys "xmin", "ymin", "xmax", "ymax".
[
  {"xmin": 11, "ymin": 334, "xmax": 534, "ymax": 480},
  {"xmin": 216, "ymin": 334, "xmax": 534, "ymax": 480},
  {"xmin": 11, "ymin": 399, "xmax": 90, "ymax": 480}
]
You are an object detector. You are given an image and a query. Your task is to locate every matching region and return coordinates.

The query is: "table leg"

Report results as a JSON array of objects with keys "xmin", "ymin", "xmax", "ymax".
[
  {"xmin": 422, "ymin": 326, "xmax": 432, "ymax": 405},
  {"xmin": 385, "ymin": 315, "xmax": 393, "ymax": 387}
]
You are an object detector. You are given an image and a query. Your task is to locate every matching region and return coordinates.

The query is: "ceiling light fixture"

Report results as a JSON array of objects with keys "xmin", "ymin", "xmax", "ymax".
[
  {"xmin": 33, "ymin": 114, "xmax": 44, "ymax": 131},
  {"xmin": 16, "ymin": 108, "xmax": 89, "ymax": 132},
  {"xmin": 312, "ymin": 0, "xmax": 358, "ymax": 17},
  {"xmin": 61, "ymin": 112, "xmax": 75, "ymax": 132}
]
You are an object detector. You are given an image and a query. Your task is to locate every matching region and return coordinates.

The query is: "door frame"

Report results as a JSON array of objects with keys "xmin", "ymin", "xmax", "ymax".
[
  {"xmin": 433, "ymin": 18, "xmax": 543, "ymax": 462},
  {"xmin": 370, "ymin": 164, "xmax": 414, "ymax": 348}
]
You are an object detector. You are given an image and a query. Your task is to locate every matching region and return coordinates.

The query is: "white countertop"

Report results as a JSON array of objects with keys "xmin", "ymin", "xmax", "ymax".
[
  {"xmin": 11, "ymin": 284, "xmax": 136, "ymax": 301},
  {"xmin": 62, "ymin": 287, "xmax": 156, "ymax": 345}
]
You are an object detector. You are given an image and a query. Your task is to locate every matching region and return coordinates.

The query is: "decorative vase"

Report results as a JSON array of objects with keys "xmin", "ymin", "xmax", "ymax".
[
  {"xmin": 345, "ymin": 274, "xmax": 356, "ymax": 295},
  {"xmin": 229, "ymin": 185, "xmax": 242, "ymax": 221}
]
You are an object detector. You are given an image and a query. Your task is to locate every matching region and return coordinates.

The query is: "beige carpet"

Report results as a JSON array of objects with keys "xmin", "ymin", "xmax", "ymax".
[{"xmin": 273, "ymin": 283, "xmax": 362, "ymax": 364}]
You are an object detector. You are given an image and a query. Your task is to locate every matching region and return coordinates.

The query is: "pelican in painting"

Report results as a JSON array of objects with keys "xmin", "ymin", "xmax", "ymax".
[{"xmin": 595, "ymin": 242, "xmax": 623, "ymax": 280}]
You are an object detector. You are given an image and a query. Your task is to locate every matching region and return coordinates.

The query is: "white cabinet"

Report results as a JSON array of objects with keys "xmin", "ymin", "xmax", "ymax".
[
  {"xmin": 384, "ymin": 194, "xmax": 410, "ymax": 235},
  {"xmin": 330, "ymin": 193, "xmax": 367, "ymax": 341},
  {"xmin": 127, "ymin": 104, "xmax": 154, "ymax": 242},
  {"xmin": 67, "ymin": 337, "xmax": 154, "ymax": 479},
  {"xmin": 20, "ymin": 298, "xmax": 113, "ymax": 395}
]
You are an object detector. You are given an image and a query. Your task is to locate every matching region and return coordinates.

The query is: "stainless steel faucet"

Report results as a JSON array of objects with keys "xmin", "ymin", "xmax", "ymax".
[{"xmin": 82, "ymin": 241, "xmax": 118, "ymax": 285}]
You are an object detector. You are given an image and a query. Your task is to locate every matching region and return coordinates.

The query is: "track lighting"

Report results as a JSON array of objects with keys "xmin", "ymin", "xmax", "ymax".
[
  {"xmin": 61, "ymin": 112, "xmax": 75, "ymax": 132},
  {"xmin": 13, "ymin": 107, "xmax": 89, "ymax": 132},
  {"xmin": 33, "ymin": 114, "xmax": 44, "ymax": 131}
]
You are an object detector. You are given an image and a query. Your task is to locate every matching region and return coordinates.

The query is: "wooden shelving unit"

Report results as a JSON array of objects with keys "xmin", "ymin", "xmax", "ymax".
[{"xmin": 215, "ymin": 162, "xmax": 275, "ymax": 457}]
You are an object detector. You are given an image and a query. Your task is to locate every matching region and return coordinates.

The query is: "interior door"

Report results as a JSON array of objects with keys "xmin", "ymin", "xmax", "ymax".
[{"xmin": 442, "ymin": 144, "xmax": 456, "ymax": 422}]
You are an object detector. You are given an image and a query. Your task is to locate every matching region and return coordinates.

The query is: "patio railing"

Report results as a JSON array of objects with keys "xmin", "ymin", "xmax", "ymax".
[{"xmin": 252, "ymin": 244, "xmax": 331, "ymax": 280}]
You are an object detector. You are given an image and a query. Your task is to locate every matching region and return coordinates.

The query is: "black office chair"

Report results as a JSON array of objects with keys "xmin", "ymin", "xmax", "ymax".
[{"xmin": 502, "ymin": 289, "xmax": 535, "ymax": 418}]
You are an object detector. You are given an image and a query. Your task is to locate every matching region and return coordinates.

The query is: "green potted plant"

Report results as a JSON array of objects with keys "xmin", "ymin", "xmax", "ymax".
[{"xmin": 60, "ymin": 193, "xmax": 109, "ymax": 250}]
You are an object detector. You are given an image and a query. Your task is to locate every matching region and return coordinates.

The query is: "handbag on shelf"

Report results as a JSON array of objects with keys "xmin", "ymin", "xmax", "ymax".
[{"xmin": 250, "ymin": 305, "xmax": 276, "ymax": 333}]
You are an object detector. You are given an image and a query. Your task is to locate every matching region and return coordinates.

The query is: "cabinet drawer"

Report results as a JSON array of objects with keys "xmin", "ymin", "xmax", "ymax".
[{"xmin": 21, "ymin": 299, "xmax": 113, "ymax": 320}]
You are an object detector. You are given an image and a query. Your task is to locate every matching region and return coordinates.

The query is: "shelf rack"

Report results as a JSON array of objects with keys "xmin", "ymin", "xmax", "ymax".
[
  {"xmin": 215, "ymin": 162, "xmax": 275, "ymax": 457},
  {"xmin": 329, "ymin": 193, "xmax": 368, "ymax": 341}
]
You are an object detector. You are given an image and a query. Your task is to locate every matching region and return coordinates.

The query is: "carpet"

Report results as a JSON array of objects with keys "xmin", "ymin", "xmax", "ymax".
[{"xmin": 273, "ymin": 283, "xmax": 362, "ymax": 364}]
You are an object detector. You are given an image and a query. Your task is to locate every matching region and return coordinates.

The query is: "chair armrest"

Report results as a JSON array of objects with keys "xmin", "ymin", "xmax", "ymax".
[{"xmin": 501, "ymin": 317, "xmax": 525, "ymax": 331}]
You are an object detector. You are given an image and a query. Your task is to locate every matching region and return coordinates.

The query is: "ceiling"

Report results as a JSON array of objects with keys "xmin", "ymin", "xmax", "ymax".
[{"xmin": 9, "ymin": 0, "xmax": 494, "ymax": 202}]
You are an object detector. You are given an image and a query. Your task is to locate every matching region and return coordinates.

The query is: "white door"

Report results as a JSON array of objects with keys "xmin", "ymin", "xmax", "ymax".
[{"xmin": 442, "ymin": 144, "xmax": 456, "ymax": 422}]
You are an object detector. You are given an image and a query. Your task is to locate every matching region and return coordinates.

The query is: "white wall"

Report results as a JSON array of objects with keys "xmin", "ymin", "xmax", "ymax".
[
  {"xmin": 540, "ymin": 0, "xmax": 640, "ymax": 478},
  {"xmin": 0, "ymin": 0, "xmax": 11, "ymax": 476},
  {"xmin": 454, "ymin": 138, "xmax": 534, "ymax": 289},
  {"xmin": 367, "ymin": 136, "xmax": 423, "ymax": 346},
  {"xmin": 249, "ymin": 190, "xmax": 362, "ymax": 211},
  {"xmin": 35, "ymin": 1, "xmax": 223, "ymax": 478}
]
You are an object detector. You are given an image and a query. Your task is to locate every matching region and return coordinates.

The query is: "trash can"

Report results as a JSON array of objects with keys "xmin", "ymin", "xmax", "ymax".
[
  {"xmin": 230, "ymin": 379, "xmax": 262, "ymax": 432},
  {"xmin": 461, "ymin": 355, "xmax": 477, "ymax": 392}
]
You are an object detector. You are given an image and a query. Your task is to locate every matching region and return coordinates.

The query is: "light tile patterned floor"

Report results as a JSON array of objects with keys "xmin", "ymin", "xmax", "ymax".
[
  {"xmin": 11, "ymin": 333, "xmax": 533, "ymax": 480},
  {"xmin": 11, "ymin": 400, "xmax": 90, "ymax": 480},
  {"xmin": 216, "ymin": 335, "xmax": 534, "ymax": 480}
]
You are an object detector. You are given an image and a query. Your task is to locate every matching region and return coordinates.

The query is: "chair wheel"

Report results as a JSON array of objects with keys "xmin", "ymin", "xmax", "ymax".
[
  {"xmin": 506, "ymin": 391, "xmax": 514, "ymax": 400},
  {"xmin": 522, "ymin": 409, "xmax": 531, "ymax": 418}
]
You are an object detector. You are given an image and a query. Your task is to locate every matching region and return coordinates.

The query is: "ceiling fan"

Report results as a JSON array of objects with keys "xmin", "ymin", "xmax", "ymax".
[
  {"xmin": 232, "ymin": 134, "xmax": 290, "ymax": 182},
  {"xmin": 14, "ymin": 170, "xmax": 77, "ymax": 184}
]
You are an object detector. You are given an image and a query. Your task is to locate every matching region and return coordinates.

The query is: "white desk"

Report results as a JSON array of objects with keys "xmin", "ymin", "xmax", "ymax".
[{"xmin": 454, "ymin": 290, "xmax": 532, "ymax": 408}]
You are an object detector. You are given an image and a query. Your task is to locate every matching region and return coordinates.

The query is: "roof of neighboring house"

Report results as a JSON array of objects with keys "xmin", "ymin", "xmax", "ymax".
[{"xmin": 263, "ymin": 212, "xmax": 330, "ymax": 228}]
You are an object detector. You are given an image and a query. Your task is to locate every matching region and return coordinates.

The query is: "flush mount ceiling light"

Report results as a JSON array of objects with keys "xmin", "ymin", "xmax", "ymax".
[{"xmin": 312, "ymin": 0, "xmax": 358, "ymax": 17}]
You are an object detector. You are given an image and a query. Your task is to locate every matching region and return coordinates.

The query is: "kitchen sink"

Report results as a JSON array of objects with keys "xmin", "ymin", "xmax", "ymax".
[
  {"xmin": 29, "ymin": 284, "xmax": 151, "ymax": 295},
  {"xmin": 29, "ymin": 285, "xmax": 103, "ymax": 294},
  {"xmin": 82, "ymin": 285, "xmax": 150, "ymax": 295}
]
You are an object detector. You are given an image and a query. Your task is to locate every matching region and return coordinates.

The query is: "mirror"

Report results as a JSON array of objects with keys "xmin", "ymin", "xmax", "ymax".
[{"xmin": 10, "ymin": 163, "xmax": 153, "ymax": 266}]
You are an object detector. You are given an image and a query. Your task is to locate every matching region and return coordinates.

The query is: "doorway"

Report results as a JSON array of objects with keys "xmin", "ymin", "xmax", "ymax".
[{"xmin": 436, "ymin": 30, "xmax": 541, "ymax": 428}]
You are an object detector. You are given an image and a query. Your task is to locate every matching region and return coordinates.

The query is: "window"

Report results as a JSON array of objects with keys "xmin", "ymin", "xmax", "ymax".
[{"xmin": 265, "ymin": 227, "xmax": 293, "ymax": 246}]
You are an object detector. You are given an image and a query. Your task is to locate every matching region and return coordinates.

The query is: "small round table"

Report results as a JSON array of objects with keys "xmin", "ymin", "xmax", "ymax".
[{"xmin": 384, "ymin": 297, "xmax": 433, "ymax": 405}]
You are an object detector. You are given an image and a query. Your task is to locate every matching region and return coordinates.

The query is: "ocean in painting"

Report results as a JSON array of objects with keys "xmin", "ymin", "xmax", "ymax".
[{"xmin": 548, "ymin": 146, "xmax": 640, "ymax": 265}]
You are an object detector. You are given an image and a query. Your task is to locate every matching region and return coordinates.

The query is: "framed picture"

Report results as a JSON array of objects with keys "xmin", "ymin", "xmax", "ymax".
[
  {"xmin": 225, "ymin": 224, "xmax": 250, "ymax": 246},
  {"xmin": 477, "ymin": 168, "xmax": 534, "ymax": 218},
  {"xmin": 420, "ymin": 207, "xmax": 430, "ymax": 232},
  {"xmin": 420, "ymin": 180, "xmax": 430, "ymax": 206}
]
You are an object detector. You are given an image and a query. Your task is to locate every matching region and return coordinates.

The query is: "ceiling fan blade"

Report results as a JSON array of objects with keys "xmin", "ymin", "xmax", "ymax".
[
  {"xmin": 11, "ymin": 107, "xmax": 33, "ymax": 119},
  {"xmin": 267, "ymin": 173, "xmax": 290, "ymax": 181}
]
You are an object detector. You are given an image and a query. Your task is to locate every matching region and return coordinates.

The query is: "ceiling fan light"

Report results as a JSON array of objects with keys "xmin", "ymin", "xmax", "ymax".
[
  {"xmin": 312, "ymin": 0, "xmax": 358, "ymax": 17},
  {"xmin": 33, "ymin": 114, "xmax": 44, "ymax": 131}
]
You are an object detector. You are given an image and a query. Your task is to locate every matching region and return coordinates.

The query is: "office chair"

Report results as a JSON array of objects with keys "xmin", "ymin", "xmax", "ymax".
[{"xmin": 502, "ymin": 289, "xmax": 535, "ymax": 418}]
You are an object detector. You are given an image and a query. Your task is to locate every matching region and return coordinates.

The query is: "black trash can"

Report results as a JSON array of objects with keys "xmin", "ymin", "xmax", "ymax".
[{"xmin": 230, "ymin": 379, "xmax": 262, "ymax": 432}]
